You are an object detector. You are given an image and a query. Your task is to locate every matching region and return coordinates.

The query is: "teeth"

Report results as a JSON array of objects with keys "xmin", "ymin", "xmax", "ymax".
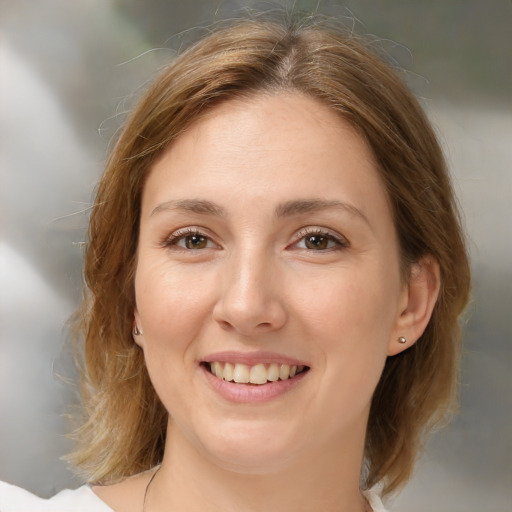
[
  {"xmin": 279, "ymin": 364, "xmax": 290, "ymax": 380},
  {"xmin": 267, "ymin": 363, "xmax": 279, "ymax": 382},
  {"xmin": 233, "ymin": 363, "xmax": 250, "ymax": 383},
  {"xmin": 209, "ymin": 362, "xmax": 306, "ymax": 385},
  {"xmin": 249, "ymin": 364, "xmax": 267, "ymax": 385},
  {"xmin": 223, "ymin": 362, "xmax": 234, "ymax": 381},
  {"xmin": 213, "ymin": 361, "xmax": 223, "ymax": 379}
]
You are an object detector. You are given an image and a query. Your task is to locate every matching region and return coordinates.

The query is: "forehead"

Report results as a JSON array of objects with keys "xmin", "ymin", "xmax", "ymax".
[
  {"xmin": 142, "ymin": 92, "xmax": 390, "ymax": 222},
  {"xmin": 176, "ymin": 93, "xmax": 373, "ymax": 163}
]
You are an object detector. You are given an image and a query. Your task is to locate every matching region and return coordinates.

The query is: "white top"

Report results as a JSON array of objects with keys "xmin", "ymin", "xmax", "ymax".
[
  {"xmin": 0, "ymin": 481, "xmax": 113, "ymax": 512},
  {"xmin": 0, "ymin": 480, "xmax": 388, "ymax": 511}
]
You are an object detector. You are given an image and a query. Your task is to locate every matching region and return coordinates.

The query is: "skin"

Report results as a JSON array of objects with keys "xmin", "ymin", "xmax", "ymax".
[{"xmin": 93, "ymin": 93, "xmax": 439, "ymax": 512}]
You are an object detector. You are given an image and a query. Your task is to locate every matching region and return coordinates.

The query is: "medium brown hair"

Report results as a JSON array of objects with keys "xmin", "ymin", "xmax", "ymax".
[{"xmin": 70, "ymin": 14, "xmax": 470, "ymax": 495}]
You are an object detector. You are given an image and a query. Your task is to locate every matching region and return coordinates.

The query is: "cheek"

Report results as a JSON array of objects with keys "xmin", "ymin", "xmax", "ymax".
[
  {"xmin": 298, "ymin": 265, "xmax": 400, "ymax": 397},
  {"xmin": 134, "ymin": 262, "xmax": 212, "ymax": 412},
  {"xmin": 299, "ymin": 269, "xmax": 398, "ymax": 344},
  {"xmin": 135, "ymin": 261, "xmax": 215, "ymax": 357}
]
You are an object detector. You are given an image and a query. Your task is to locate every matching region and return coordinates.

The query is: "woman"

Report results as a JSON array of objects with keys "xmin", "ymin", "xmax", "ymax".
[{"xmin": 0, "ymin": 14, "xmax": 470, "ymax": 512}]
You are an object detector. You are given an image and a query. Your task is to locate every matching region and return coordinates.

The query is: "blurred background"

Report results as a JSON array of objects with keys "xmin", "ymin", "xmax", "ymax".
[{"xmin": 0, "ymin": 1, "xmax": 510, "ymax": 511}]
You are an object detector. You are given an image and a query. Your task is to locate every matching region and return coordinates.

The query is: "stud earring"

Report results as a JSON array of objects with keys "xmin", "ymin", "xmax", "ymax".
[
  {"xmin": 398, "ymin": 336, "xmax": 407, "ymax": 344},
  {"xmin": 133, "ymin": 325, "xmax": 143, "ymax": 336}
]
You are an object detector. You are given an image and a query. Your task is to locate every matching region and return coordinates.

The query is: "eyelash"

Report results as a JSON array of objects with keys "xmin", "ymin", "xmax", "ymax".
[
  {"xmin": 162, "ymin": 227, "xmax": 350, "ymax": 251},
  {"xmin": 292, "ymin": 227, "xmax": 350, "ymax": 251},
  {"xmin": 162, "ymin": 228, "xmax": 215, "ymax": 250}
]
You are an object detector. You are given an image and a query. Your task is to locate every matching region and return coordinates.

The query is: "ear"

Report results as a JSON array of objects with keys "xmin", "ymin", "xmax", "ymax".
[
  {"xmin": 388, "ymin": 255, "xmax": 441, "ymax": 356},
  {"xmin": 132, "ymin": 307, "xmax": 145, "ymax": 348}
]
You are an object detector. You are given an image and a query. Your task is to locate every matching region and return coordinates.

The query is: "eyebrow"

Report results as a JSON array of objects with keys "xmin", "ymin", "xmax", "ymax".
[
  {"xmin": 275, "ymin": 199, "xmax": 369, "ymax": 225},
  {"xmin": 151, "ymin": 197, "xmax": 369, "ymax": 225},
  {"xmin": 151, "ymin": 199, "xmax": 226, "ymax": 217}
]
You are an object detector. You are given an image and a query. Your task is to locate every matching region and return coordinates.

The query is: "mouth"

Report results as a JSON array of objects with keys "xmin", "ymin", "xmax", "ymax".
[{"xmin": 203, "ymin": 361, "xmax": 310, "ymax": 385}]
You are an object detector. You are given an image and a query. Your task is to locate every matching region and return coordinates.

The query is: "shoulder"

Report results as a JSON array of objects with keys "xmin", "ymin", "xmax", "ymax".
[
  {"xmin": 363, "ymin": 488, "xmax": 389, "ymax": 512},
  {"xmin": 0, "ymin": 480, "xmax": 389, "ymax": 512},
  {"xmin": 0, "ymin": 480, "xmax": 114, "ymax": 512}
]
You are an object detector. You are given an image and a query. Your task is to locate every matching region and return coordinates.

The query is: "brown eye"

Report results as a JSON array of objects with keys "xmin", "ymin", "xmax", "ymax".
[
  {"xmin": 304, "ymin": 235, "xmax": 330, "ymax": 250},
  {"xmin": 184, "ymin": 234, "xmax": 208, "ymax": 249},
  {"xmin": 292, "ymin": 229, "xmax": 348, "ymax": 251},
  {"xmin": 166, "ymin": 230, "xmax": 216, "ymax": 250}
]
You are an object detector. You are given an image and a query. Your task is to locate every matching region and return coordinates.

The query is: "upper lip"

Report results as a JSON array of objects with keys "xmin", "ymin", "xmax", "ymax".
[{"xmin": 201, "ymin": 350, "xmax": 309, "ymax": 367}]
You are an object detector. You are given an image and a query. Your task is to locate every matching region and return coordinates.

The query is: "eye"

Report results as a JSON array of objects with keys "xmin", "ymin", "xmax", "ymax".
[
  {"xmin": 179, "ymin": 234, "xmax": 211, "ymax": 250},
  {"xmin": 164, "ymin": 229, "xmax": 217, "ymax": 250},
  {"xmin": 293, "ymin": 228, "xmax": 349, "ymax": 251},
  {"xmin": 302, "ymin": 234, "xmax": 336, "ymax": 250}
]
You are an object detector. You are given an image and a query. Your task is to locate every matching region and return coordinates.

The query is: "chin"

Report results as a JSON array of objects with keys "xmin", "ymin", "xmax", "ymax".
[
  {"xmin": 194, "ymin": 420, "xmax": 302, "ymax": 474},
  {"xmin": 206, "ymin": 446, "xmax": 298, "ymax": 475}
]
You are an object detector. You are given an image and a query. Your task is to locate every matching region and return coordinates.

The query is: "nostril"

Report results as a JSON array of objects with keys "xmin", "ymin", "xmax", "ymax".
[{"xmin": 217, "ymin": 320, "xmax": 233, "ymax": 331}]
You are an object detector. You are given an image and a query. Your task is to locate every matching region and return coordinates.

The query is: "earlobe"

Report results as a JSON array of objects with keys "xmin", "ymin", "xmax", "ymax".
[
  {"xmin": 132, "ymin": 308, "xmax": 145, "ymax": 348},
  {"xmin": 388, "ymin": 255, "xmax": 440, "ymax": 356}
]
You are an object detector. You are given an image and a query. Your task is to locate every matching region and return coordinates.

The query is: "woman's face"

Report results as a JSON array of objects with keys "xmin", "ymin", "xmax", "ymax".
[{"xmin": 134, "ymin": 93, "xmax": 409, "ymax": 472}]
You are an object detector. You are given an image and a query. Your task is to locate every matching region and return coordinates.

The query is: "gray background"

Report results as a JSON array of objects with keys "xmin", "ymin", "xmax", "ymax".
[{"xmin": 1, "ymin": 1, "xmax": 510, "ymax": 511}]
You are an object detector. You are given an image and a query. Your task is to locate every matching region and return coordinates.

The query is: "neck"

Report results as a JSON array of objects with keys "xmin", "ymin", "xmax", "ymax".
[{"xmin": 146, "ymin": 420, "xmax": 368, "ymax": 512}]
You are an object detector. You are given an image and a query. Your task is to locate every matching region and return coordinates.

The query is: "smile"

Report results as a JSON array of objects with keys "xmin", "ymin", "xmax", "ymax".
[{"xmin": 207, "ymin": 362, "xmax": 309, "ymax": 385}]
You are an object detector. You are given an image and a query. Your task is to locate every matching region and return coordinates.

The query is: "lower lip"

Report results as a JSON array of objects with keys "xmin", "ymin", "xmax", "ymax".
[{"xmin": 201, "ymin": 365, "xmax": 308, "ymax": 403}]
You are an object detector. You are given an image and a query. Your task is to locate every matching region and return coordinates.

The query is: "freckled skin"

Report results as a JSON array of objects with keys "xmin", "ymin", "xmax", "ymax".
[
  {"xmin": 134, "ymin": 92, "xmax": 407, "ymax": 468},
  {"xmin": 126, "ymin": 93, "xmax": 416, "ymax": 511}
]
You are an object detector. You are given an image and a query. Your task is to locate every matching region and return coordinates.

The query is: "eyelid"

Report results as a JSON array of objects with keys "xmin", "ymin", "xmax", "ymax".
[
  {"xmin": 290, "ymin": 226, "xmax": 350, "ymax": 250},
  {"xmin": 160, "ymin": 225, "xmax": 348, "ymax": 251},
  {"xmin": 162, "ymin": 226, "xmax": 220, "ymax": 249}
]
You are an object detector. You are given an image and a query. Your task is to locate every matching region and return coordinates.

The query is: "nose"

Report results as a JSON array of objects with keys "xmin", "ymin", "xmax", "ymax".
[{"xmin": 212, "ymin": 249, "xmax": 287, "ymax": 336}]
